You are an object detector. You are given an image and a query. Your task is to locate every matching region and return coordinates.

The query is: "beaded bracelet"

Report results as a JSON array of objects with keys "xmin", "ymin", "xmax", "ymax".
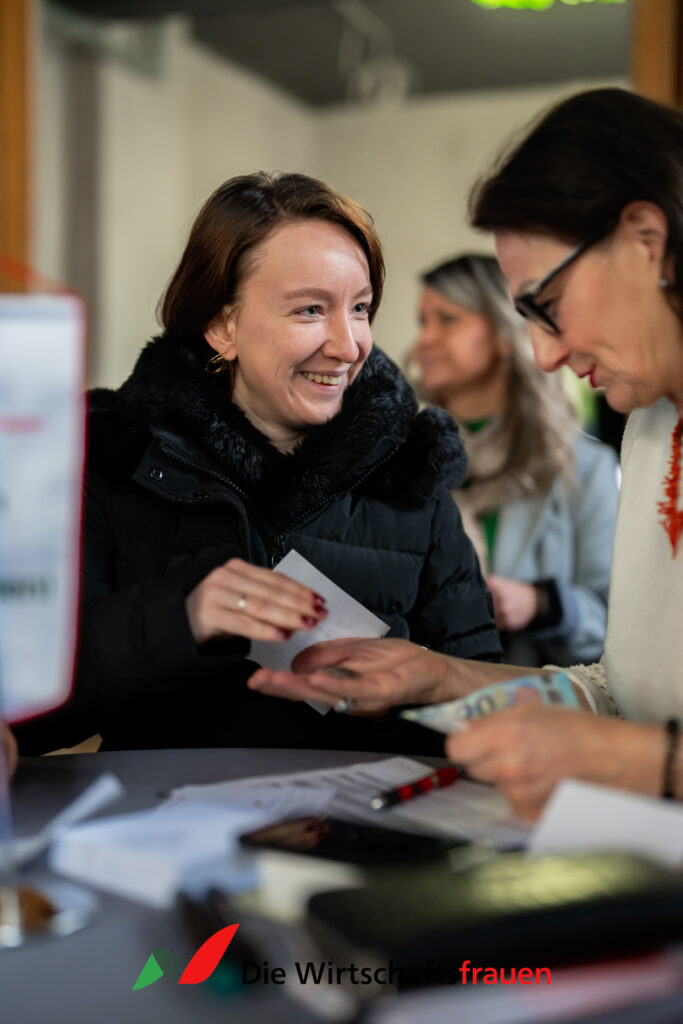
[{"xmin": 662, "ymin": 718, "xmax": 680, "ymax": 800}]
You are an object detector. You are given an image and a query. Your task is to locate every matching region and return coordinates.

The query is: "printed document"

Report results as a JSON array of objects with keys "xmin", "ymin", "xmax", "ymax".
[{"xmin": 171, "ymin": 756, "xmax": 530, "ymax": 847}]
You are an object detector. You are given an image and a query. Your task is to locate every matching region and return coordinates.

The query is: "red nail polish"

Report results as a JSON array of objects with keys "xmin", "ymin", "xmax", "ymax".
[
  {"xmin": 314, "ymin": 593, "xmax": 327, "ymax": 606},
  {"xmin": 302, "ymin": 615, "xmax": 316, "ymax": 627},
  {"xmin": 279, "ymin": 629, "xmax": 293, "ymax": 639}
]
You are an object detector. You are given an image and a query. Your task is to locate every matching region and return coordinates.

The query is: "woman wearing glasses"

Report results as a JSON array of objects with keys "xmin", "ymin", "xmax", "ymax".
[
  {"xmin": 410, "ymin": 253, "xmax": 617, "ymax": 667},
  {"xmin": 250, "ymin": 88, "xmax": 683, "ymax": 816}
]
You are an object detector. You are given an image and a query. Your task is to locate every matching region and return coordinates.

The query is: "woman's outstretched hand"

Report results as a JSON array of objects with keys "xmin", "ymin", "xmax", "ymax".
[
  {"xmin": 185, "ymin": 557, "xmax": 327, "ymax": 644},
  {"xmin": 445, "ymin": 706, "xmax": 666, "ymax": 820},
  {"xmin": 248, "ymin": 637, "xmax": 455, "ymax": 715}
]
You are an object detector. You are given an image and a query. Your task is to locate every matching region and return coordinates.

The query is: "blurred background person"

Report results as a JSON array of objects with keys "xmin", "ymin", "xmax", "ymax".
[{"xmin": 409, "ymin": 254, "xmax": 618, "ymax": 666}]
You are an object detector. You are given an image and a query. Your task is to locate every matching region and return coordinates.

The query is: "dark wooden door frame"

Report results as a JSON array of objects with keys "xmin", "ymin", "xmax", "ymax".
[
  {"xmin": 0, "ymin": 0, "xmax": 31, "ymax": 288},
  {"xmin": 632, "ymin": 0, "xmax": 683, "ymax": 106}
]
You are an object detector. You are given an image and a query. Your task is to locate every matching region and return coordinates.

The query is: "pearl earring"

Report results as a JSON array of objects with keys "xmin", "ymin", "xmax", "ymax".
[{"xmin": 660, "ymin": 277, "xmax": 669, "ymax": 289}]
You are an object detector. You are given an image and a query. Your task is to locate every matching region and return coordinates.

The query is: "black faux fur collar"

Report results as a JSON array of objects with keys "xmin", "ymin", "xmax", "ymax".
[{"xmin": 88, "ymin": 334, "xmax": 467, "ymax": 515}]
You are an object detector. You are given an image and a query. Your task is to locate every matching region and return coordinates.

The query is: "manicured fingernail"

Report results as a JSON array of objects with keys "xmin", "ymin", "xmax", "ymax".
[
  {"xmin": 314, "ymin": 594, "xmax": 327, "ymax": 607},
  {"xmin": 279, "ymin": 629, "xmax": 293, "ymax": 639},
  {"xmin": 302, "ymin": 616, "xmax": 317, "ymax": 627}
]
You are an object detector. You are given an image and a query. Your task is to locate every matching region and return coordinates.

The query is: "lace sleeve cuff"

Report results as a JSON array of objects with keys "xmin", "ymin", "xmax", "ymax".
[{"xmin": 544, "ymin": 660, "xmax": 620, "ymax": 717}]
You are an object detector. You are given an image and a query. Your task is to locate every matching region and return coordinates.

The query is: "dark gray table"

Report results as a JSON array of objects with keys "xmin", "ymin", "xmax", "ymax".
[
  {"xmin": 3, "ymin": 748, "xmax": 412, "ymax": 1024},
  {"xmin": 5, "ymin": 749, "xmax": 683, "ymax": 1024}
]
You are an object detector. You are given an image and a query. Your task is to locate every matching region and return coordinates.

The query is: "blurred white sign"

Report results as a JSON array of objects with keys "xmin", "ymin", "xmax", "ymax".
[{"xmin": 0, "ymin": 295, "xmax": 85, "ymax": 724}]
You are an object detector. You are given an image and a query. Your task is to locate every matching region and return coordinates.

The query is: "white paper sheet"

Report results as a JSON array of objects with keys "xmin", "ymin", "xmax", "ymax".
[
  {"xmin": 50, "ymin": 783, "xmax": 337, "ymax": 908},
  {"xmin": 167, "ymin": 780, "xmax": 336, "ymax": 818},
  {"xmin": 0, "ymin": 295, "xmax": 85, "ymax": 723},
  {"xmin": 50, "ymin": 801, "xmax": 268, "ymax": 909},
  {"xmin": 530, "ymin": 778, "xmax": 683, "ymax": 867},
  {"xmin": 249, "ymin": 550, "xmax": 390, "ymax": 714},
  {"xmin": 172, "ymin": 756, "xmax": 530, "ymax": 848}
]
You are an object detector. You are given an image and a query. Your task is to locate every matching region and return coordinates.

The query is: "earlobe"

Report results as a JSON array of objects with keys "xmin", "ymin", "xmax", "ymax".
[
  {"xmin": 203, "ymin": 306, "xmax": 237, "ymax": 360},
  {"xmin": 617, "ymin": 201, "xmax": 669, "ymax": 263}
]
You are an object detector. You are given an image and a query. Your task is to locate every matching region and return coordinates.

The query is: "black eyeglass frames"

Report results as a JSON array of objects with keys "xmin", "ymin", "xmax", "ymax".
[{"xmin": 514, "ymin": 234, "xmax": 599, "ymax": 336}]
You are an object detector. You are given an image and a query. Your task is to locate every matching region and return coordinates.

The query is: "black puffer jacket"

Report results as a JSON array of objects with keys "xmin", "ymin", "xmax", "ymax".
[{"xmin": 16, "ymin": 338, "xmax": 500, "ymax": 756}]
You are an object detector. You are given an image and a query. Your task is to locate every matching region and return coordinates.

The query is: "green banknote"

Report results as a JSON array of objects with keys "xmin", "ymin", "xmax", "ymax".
[{"xmin": 400, "ymin": 671, "xmax": 579, "ymax": 734}]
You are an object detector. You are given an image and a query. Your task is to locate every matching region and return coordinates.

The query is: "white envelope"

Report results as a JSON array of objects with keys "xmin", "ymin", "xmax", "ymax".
[{"xmin": 249, "ymin": 549, "xmax": 389, "ymax": 714}]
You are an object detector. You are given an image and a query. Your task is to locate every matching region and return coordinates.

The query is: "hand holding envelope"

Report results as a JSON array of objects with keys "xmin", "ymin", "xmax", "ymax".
[
  {"xmin": 248, "ymin": 551, "xmax": 390, "ymax": 714},
  {"xmin": 185, "ymin": 556, "xmax": 327, "ymax": 645}
]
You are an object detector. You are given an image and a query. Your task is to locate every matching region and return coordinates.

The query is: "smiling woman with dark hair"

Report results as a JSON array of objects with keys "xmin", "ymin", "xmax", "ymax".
[
  {"xmin": 250, "ymin": 90, "xmax": 683, "ymax": 817},
  {"xmin": 14, "ymin": 171, "xmax": 499, "ymax": 757}
]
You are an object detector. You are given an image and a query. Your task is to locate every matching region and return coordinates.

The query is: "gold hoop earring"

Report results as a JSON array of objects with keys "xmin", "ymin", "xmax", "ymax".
[{"xmin": 205, "ymin": 352, "xmax": 229, "ymax": 374}]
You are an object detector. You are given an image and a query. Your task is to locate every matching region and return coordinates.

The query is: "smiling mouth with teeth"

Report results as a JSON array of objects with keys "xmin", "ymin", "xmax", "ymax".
[{"xmin": 301, "ymin": 371, "xmax": 345, "ymax": 386}]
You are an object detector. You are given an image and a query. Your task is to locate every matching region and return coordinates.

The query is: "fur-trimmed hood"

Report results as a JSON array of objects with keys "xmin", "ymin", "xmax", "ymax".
[{"xmin": 88, "ymin": 334, "xmax": 467, "ymax": 521}]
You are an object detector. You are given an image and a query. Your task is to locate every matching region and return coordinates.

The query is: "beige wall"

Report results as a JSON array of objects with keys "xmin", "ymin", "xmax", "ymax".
[
  {"xmin": 96, "ymin": 20, "xmax": 316, "ymax": 386},
  {"xmin": 315, "ymin": 82, "xmax": 624, "ymax": 365},
  {"xmin": 35, "ymin": 16, "xmax": 316, "ymax": 386},
  {"xmin": 34, "ymin": 11, "xmax": 625, "ymax": 387},
  {"xmin": 34, "ymin": 2, "xmax": 68, "ymax": 286}
]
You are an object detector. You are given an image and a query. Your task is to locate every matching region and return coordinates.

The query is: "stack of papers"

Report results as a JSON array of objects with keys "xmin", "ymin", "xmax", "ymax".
[
  {"xmin": 49, "ymin": 758, "xmax": 530, "ymax": 910},
  {"xmin": 49, "ymin": 763, "xmax": 683, "ymax": 912},
  {"xmin": 170, "ymin": 756, "xmax": 531, "ymax": 848},
  {"xmin": 49, "ymin": 802, "xmax": 263, "ymax": 909},
  {"xmin": 50, "ymin": 785, "xmax": 335, "ymax": 909}
]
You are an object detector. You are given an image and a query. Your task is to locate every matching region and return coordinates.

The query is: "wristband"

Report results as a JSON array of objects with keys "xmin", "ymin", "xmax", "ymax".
[{"xmin": 662, "ymin": 718, "xmax": 680, "ymax": 800}]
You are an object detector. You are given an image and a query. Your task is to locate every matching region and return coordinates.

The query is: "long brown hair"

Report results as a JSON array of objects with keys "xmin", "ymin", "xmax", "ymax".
[
  {"xmin": 412, "ymin": 254, "xmax": 576, "ymax": 511},
  {"xmin": 160, "ymin": 172, "xmax": 385, "ymax": 352}
]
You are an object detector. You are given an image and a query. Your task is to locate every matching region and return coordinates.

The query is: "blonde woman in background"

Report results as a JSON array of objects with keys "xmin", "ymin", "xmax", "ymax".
[{"xmin": 410, "ymin": 254, "xmax": 618, "ymax": 667}]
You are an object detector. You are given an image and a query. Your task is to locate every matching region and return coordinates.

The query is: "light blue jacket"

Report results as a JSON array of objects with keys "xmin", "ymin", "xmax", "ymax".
[{"xmin": 492, "ymin": 432, "xmax": 619, "ymax": 667}]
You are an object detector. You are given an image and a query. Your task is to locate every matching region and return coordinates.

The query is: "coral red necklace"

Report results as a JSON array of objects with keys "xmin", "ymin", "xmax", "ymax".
[{"xmin": 658, "ymin": 416, "xmax": 683, "ymax": 556}]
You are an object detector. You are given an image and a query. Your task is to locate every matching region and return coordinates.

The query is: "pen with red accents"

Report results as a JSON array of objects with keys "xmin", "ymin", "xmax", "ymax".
[{"xmin": 369, "ymin": 765, "xmax": 460, "ymax": 810}]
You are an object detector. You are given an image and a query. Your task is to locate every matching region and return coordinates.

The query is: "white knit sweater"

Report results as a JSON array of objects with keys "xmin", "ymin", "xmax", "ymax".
[{"xmin": 558, "ymin": 397, "xmax": 683, "ymax": 720}]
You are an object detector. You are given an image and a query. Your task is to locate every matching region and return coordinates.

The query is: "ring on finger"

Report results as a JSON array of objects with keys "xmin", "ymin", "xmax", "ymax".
[
  {"xmin": 333, "ymin": 697, "xmax": 356, "ymax": 714},
  {"xmin": 237, "ymin": 594, "xmax": 248, "ymax": 611}
]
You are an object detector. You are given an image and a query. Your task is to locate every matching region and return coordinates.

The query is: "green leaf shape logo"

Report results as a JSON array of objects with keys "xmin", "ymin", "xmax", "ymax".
[{"xmin": 132, "ymin": 948, "xmax": 182, "ymax": 990}]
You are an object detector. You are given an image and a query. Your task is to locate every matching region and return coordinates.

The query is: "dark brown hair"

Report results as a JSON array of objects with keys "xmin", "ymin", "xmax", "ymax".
[
  {"xmin": 470, "ymin": 88, "xmax": 683, "ymax": 321},
  {"xmin": 160, "ymin": 171, "xmax": 384, "ymax": 346}
]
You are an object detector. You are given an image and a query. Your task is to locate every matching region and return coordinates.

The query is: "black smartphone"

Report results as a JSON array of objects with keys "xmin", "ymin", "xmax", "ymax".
[{"xmin": 239, "ymin": 815, "xmax": 466, "ymax": 868}]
